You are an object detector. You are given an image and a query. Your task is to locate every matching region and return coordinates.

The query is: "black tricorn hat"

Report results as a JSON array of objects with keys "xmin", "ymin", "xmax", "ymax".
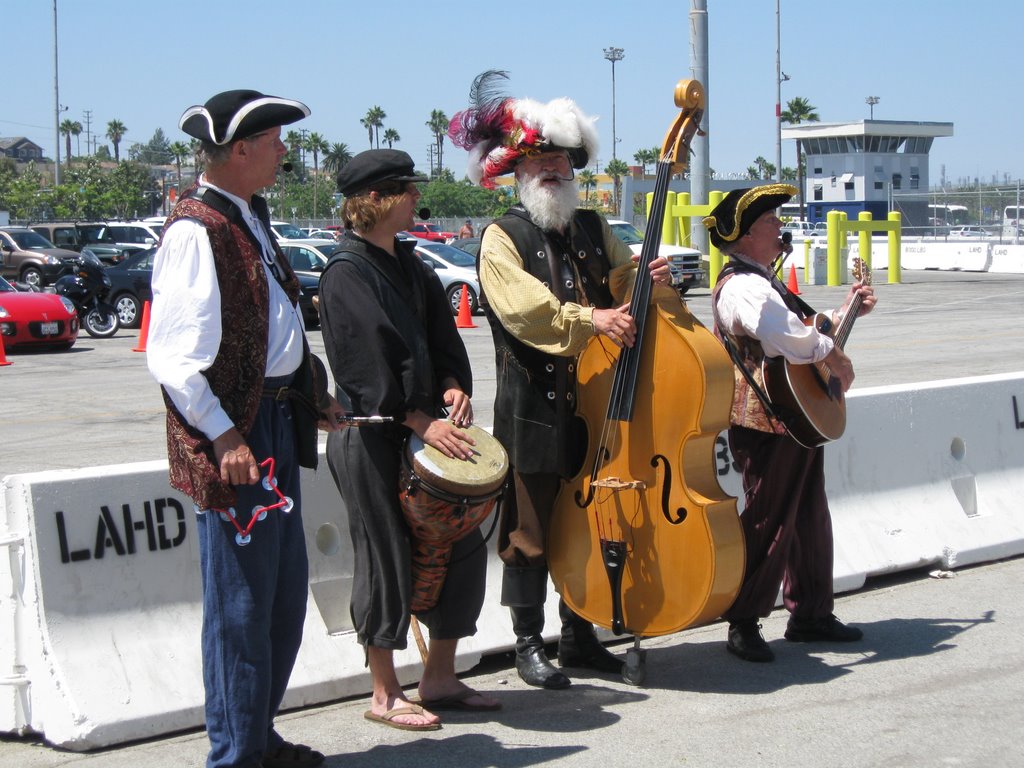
[
  {"xmin": 337, "ymin": 149, "xmax": 429, "ymax": 196},
  {"xmin": 702, "ymin": 184, "xmax": 797, "ymax": 250},
  {"xmin": 179, "ymin": 89, "xmax": 310, "ymax": 145}
]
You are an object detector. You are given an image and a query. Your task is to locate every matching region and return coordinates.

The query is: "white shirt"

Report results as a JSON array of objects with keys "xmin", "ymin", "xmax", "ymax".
[
  {"xmin": 715, "ymin": 253, "xmax": 834, "ymax": 364},
  {"xmin": 147, "ymin": 180, "xmax": 305, "ymax": 441}
]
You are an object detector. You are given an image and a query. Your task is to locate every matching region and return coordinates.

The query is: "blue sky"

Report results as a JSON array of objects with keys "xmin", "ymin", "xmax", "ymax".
[{"xmin": 4, "ymin": 0, "xmax": 1020, "ymax": 190}]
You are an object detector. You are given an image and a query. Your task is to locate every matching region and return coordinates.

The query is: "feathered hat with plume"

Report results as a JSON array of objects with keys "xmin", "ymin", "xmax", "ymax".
[{"xmin": 448, "ymin": 70, "xmax": 600, "ymax": 189}]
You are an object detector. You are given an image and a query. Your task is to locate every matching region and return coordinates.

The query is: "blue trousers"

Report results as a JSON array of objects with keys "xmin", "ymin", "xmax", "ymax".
[{"xmin": 196, "ymin": 392, "xmax": 308, "ymax": 768}]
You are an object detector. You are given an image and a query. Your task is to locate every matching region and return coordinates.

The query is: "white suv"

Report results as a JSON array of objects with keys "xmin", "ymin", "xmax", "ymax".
[{"xmin": 608, "ymin": 219, "xmax": 705, "ymax": 293}]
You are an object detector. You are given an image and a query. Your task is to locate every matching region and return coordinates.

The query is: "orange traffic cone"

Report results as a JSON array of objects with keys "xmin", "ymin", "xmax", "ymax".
[
  {"xmin": 0, "ymin": 332, "xmax": 11, "ymax": 367},
  {"xmin": 455, "ymin": 284, "xmax": 476, "ymax": 329},
  {"xmin": 132, "ymin": 301, "xmax": 151, "ymax": 352},
  {"xmin": 787, "ymin": 264, "xmax": 801, "ymax": 295}
]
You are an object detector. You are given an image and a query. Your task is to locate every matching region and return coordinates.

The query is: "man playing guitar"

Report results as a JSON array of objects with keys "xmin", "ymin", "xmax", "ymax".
[{"xmin": 705, "ymin": 184, "xmax": 876, "ymax": 663}]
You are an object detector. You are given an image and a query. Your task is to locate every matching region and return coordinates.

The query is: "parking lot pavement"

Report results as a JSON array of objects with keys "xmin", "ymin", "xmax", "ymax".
[{"xmin": 3, "ymin": 269, "xmax": 1023, "ymax": 478}]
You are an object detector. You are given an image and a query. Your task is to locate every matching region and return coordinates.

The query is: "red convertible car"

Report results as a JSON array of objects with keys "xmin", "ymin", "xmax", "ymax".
[
  {"xmin": 0, "ymin": 276, "xmax": 79, "ymax": 350},
  {"xmin": 406, "ymin": 223, "xmax": 456, "ymax": 242}
]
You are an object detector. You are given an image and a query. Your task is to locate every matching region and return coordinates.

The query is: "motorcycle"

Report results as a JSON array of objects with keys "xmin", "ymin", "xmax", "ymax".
[{"xmin": 52, "ymin": 249, "xmax": 119, "ymax": 338}]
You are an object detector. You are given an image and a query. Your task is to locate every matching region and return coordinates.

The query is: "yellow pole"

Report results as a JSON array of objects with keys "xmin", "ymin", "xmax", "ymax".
[
  {"xmin": 858, "ymin": 211, "xmax": 873, "ymax": 271},
  {"xmin": 677, "ymin": 192, "xmax": 691, "ymax": 247},
  {"xmin": 707, "ymin": 190, "xmax": 725, "ymax": 286},
  {"xmin": 804, "ymin": 238, "xmax": 811, "ymax": 273},
  {"xmin": 827, "ymin": 210, "xmax": 841, "ymax": 286},
  {"xmin": 888, "ymin": 210, "xmax": 902, "ymax": 283}
]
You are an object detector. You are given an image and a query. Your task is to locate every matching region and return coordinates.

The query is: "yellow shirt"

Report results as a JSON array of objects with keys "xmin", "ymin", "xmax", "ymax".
[{"xmin": 479, "ymin": 216, "xmax": 636, "ymax": 357}]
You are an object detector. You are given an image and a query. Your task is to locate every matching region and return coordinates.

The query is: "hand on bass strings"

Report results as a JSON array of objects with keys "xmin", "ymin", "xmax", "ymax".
[
  {"xmin": 212, "ymin": 427, "xmax": 260, "ymax": 486},
  {"xmin": 633, "ymin": 253, "xmax": 673, "ymax": 286},
  {"xmin": 404, "ymin": 409, "xmax": 476, "ymax": 461},
  {"xmin": 593, "ymin": 303, "xmax": 637, "ymax": 348}
]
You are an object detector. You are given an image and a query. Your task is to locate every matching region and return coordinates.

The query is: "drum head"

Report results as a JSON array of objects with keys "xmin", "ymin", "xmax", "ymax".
[{"xmin": 406, "ymin": 424, "xmax": 509, "ymax": 498}]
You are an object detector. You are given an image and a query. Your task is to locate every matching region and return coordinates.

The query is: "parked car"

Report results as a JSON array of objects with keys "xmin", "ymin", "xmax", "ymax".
[
  {"xmin": 412, "ymin": 240, "xmax": 481, "ymax": 314},
  {"xmin": 407, "ymin": 223, "xmax": 456, "ymax": 243},
  {"xmin": 103, "ymin": 222, "xmax": 161, "ymax": 247},
  {"xmin": 451, "ymin": 237, "xmax": 481, "ymax": 258},
  {"xmin": 279, "ymin": 243, "xmax": 339, "ymax": 328},
  {"xmin": 268, "ymin": 221, "xmax": 309, "ymax": 241},
  {"xmin": 106, "ymin": 247, "xmax": 156, "ymax": 328},
  {"xmin": 0, "ymin": 274, "xmax": 79, "ymax": 350},
  {"xmin": 949, "ymin": 226, "xmax": 990, "ymax": 238},
  {"xmin": 28, "ymin": 222, "xmax": 141, "ymax": 265},
  {"xmin": 0, "ymin": 227, "xmax": 81, "ymax": 287},
  {"xmin": 607, "ymin": 219, "xmax": 705, "ymax": 294}
]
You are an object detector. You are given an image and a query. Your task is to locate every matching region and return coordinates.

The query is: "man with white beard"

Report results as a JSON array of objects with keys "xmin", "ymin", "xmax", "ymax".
[{"xmin": 449, "ymin": 72, "xmax": 673, "ymax": 689}]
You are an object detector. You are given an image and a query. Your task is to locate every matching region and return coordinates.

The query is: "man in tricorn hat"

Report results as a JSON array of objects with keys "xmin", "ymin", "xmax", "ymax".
[
  {"xmin": 449, "ymin": 71, "xmax": 675, "ymax": 689},
  {"xmin": 705, "ymin": 184, "xmax": 875, "ymax": 663},
  {"xmin": 147, "ymin": 89, "xmax": 342, "ymax": 768}
]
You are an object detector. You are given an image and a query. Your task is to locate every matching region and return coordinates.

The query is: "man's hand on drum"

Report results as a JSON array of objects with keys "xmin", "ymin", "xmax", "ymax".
[{"xmin": 404, "ymin": 408, "xmax": 476, "ymax": 461}]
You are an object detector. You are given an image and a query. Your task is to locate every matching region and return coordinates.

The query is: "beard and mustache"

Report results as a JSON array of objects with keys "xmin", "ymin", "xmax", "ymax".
[{"xmin": 517, "ymin": 172, "xmax": 579, "ymax": 232}]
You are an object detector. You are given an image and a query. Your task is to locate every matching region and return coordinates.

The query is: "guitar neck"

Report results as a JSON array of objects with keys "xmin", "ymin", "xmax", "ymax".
[{"xmin": 832, "ymin": 292, "xmax": 863, "ymax": 351}]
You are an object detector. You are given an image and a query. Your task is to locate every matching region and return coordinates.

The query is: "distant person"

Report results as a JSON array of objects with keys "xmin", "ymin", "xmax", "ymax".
[
  {"xmin": 147, "ymin": 88, "xmax": 343, "ymax": 768},
  {"xmin": 319, "ymin": 149, "xmax": 500, "ymax": 730},
  {"xmin": 458, "ymin": 219, "xmax": 474, "ymax": 239},
  {"xmin": 704, "ymin": 184, "xmax": 876, "ymax": 663},
  {"xmin": 449, "ymin": 70, "xmax": 673, "ymax": 689}
]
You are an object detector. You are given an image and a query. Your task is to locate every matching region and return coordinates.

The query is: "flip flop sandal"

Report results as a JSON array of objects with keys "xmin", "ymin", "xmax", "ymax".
[{"xmin": 363, "ymin": 704, "xmax": 442, "ymax": 731}]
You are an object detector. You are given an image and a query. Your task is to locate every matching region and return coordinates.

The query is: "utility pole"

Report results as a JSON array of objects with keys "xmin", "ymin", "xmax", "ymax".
[
  {"xmin": 603, "ymin": 47, "xmax": 624, "ymax": 163},
  {"xmin": 689, "ymin": 0, "xmax": 710, "ymax": 254},
  {"xmin": 776, "ymin": 0, "xmax": 790, "ymax": 183},
  {"xmin": 52, "ymin": 0, "xmax": 61, "ymax": 185},
  {"xmin": 83, "ymin": 109, "xmax": 93, "ymax": 156},
  {"xmin": 866, "ymin": 96, "xmax": 880, "ymax": 119}
]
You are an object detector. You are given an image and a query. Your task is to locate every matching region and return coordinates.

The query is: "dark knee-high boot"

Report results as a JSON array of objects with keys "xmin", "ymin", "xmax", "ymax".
[
  {"xmin": 557, "ymin": 599, "xmax": 624, "ymax": 673},
  {"xmin": 503, "ymin": 567, "xmax": 570, "ymax": 689}
]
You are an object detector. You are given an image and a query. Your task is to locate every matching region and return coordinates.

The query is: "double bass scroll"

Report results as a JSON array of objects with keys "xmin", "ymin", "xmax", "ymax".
[{"xmin": 547, "ymin": 78, "xmax": 744, "ymax": 641}]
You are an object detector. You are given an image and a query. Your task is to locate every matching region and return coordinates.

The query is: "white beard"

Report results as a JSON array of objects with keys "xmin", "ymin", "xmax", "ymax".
[{"xmin": 518, "ymin": 174, "xmax": 578, "ymax": 232}]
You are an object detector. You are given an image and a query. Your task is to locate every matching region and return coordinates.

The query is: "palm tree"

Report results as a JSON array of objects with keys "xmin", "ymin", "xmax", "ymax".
[
  {"xmin": 426, "ymin": 110, "xmax": 449, "ymax": 176},
  {"xmin": 382, "ymin": 128, "xmax": 401, "ymax": 148},
  {"xmin": 323, "ymin": 142, "xmax": 352, "ymax": 176},
  {"xmin": 305, "ymin": 132, "xmax": 329, "ymax": 218},
  {"xmin": 578, "ymin": 169, "xmax": 597, "ymax": 206},
  {"xmin": 605, "ymin": 158, "xmax": 630, "ymax": 215},
  {"xmin": 169, "ymin": 141, "xmax": 191, "ymax": 193},
  {"xmin": 633, "ymin": 148, "xmax": 658, "ymax": 177},
  {"xmin": 106, "ymin": 119, "xmax": 127, "ymax": 162},
  {"xmin": 189, "ymin": 138, "xmax": 203, "ymax": 176},
  {"xmin": 60, "ymin": 119, "xmax": 82, "ymax": 163},
  {"xmin": 361, "ymin": 106, "xmax": 386, "ymax": 149},
  {"xmin": 752, "ymin": 156, "xmax": 776, "ymax": 179},
  {"xmin": 780, "ymin": 96, "xmax": 820, "ymax": 217},
  {"xmin": 359, "ymin": 115, "xmax": 374, "ymax": 149}
]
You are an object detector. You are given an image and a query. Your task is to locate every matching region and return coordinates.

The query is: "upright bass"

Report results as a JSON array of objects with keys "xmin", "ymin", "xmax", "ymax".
[{"xmin": 547, "ymin": 79, "xmax": 744, "ymax": 680}]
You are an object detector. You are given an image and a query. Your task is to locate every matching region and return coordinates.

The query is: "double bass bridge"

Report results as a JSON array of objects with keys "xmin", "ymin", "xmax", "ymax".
[{"xmin": 592, "ymin": 477, "xmax": 647, "ymax": 491}]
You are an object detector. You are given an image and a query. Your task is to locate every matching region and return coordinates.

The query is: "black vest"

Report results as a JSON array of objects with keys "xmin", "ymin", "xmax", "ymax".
[{"xmin": 480, "ymin": 206, "xmax": 615, "ymax": 476}]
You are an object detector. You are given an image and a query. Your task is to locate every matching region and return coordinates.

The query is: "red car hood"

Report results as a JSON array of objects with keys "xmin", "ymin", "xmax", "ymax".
[{"xmin": 0, "ymin": 291, "xmax": 76, "ymax": 319}]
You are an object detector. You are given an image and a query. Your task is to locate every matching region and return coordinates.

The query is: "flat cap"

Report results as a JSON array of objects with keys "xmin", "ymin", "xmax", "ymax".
[
  {"xmin": 337, "ymin": 149, "xmax": 429, "ymax": 196},
  {"xmin": 179, "ymin": 89, "xmax": 310, "ymax": 145}
]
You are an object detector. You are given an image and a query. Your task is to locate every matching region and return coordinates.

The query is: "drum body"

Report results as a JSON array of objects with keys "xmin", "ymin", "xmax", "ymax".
[{"xmin": 399, "ymin": 424, "xmax": 509, "ymax": 612}]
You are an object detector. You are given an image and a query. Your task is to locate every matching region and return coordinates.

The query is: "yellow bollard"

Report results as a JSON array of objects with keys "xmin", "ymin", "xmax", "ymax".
[
  {"xmin": 888, "ymin": 211, "xmax": 902, "ymax": 283},
  {"xmin": 858, "ymin": 211, "xmax": 873, "ymax": 272},
  {"xmin": 706, "ymin": 190, "xmax": 726, "ymax": 286},
  {"xmin": 827, "ymin": 210, "xmax": 842, "ymax": 286}
]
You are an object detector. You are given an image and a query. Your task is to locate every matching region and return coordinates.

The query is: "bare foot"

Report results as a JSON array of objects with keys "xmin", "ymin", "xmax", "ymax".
[{"xmin": 371, "ymin": 695, "xmax": 440, "ymax": 727}]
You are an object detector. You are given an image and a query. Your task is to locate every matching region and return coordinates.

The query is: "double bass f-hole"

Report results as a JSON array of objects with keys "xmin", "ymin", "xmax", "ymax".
[{"xmin": 651, "ymin": 454, "xmax": 687, "ymax": 525}]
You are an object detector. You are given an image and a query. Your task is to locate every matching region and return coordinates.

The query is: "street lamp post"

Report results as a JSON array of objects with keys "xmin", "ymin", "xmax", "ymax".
[
  {"xmin": 52, "ymin": 0, "xmax": 61, "ymax": 185},
  {"xmin": 775, "ymin": 0, "xmax": 789, "ymax": 182},
  {"xmin": 603, "ymin": 47, "xmax": 624, "ymax": 163},
  {"xmin": 866, "ymin": 96, "xmax": 880, "ymax": 119}
]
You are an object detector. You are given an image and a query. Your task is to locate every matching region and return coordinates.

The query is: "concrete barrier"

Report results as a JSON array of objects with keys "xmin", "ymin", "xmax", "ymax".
[
  {"xmin": 989, "ymin": 243, "xmax": 1024, "ymax": 273},
  {"xmin": 3, "ymin": 372, "xmax": 1024, "ymax": 748}
]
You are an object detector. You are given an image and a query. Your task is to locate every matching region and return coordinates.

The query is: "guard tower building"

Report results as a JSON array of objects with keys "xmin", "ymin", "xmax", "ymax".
[{"xmin": 782, "ymin": 120, "xmax": 953, "ymax": 226}]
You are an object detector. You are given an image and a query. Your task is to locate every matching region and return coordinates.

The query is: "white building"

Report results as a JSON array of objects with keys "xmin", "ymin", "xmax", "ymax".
[{"xmin": 782, "ymin": 120, "xmax": 953, "ymax": 226}]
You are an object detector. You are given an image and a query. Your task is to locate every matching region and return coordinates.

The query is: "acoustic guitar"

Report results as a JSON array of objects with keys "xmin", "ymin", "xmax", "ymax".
[{"xmin": 762, "ymin": 257, "xmax": 871, "ymax": 448}]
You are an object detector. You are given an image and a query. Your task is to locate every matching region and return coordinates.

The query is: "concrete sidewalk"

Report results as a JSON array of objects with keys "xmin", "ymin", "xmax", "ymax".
[{"xmin": 4, "ymin": 556, "xmax": 1022, "ymax": 768}]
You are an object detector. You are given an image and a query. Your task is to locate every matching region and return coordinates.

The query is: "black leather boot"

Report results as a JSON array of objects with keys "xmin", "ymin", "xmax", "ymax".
[
  {"xmin": 557, "ymin": 599, "xmax": 624, "ymax": 674},
  {"xmin": 511, "ymin": 606, "xmax": 571, "ymax": 688}
]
